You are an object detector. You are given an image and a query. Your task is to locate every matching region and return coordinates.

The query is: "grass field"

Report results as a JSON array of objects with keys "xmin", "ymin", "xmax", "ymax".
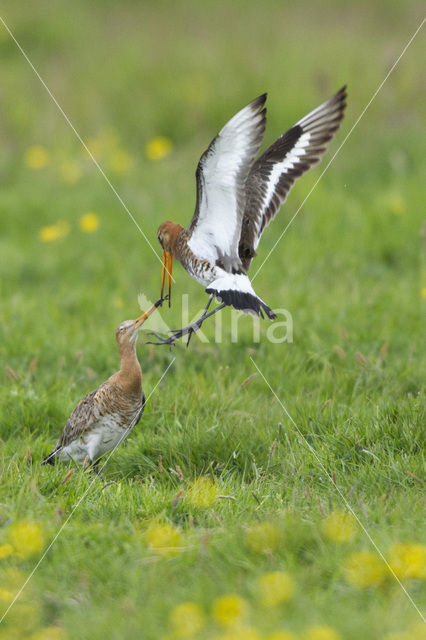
[{"xmin": 0, "ymin": 1, "xmax": 425, "ymax": 638}]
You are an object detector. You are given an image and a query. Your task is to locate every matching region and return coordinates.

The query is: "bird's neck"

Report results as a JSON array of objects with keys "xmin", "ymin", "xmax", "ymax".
[{"xmin": 118, "ymin": 343, "xmax": 142, "ymax": 394}]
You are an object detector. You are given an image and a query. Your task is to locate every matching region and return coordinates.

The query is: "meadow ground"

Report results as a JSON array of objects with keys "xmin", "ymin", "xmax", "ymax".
[{"xmin": 0, "ymin": 1, "xmax": 425, "ymax": 638}]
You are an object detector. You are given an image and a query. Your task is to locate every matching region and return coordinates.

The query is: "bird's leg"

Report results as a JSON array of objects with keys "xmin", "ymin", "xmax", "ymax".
[
  {"xmin": 90, "ymin": 459, "xmax": 105, "ymax": 482},
  {"xmin": 186, "ymin": 294, "xmax": 214, "ymax": 347},
  {"xmin": 147, "ymin": 301, "xmax": 226, "ymax": 346}
]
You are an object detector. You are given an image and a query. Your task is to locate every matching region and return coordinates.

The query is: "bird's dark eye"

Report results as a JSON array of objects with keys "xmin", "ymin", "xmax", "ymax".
[{"xmin": 120, "ymin": 327, "xmax": 125, "ymax": 333}]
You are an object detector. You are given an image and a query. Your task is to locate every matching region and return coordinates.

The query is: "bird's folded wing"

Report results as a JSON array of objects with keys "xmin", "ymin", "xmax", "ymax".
[
  {"xmin": 57, "ymin": 382, "xmax": 110, "ymax": 448},
  {"xmin": 239, "ymin": 86, "xmax": 347, "ymax": 270},
  {"xmin": 187, "ymin": 94, "xmax": 267, "ymax": 273}
]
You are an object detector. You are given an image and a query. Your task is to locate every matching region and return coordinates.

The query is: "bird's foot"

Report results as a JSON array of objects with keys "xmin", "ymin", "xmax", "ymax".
[{"xmin": 147, "ymin": 319, "xmax": 203, "ymax": 346}]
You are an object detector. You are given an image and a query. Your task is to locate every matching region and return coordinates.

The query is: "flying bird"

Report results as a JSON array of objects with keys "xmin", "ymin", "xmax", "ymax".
[
  {"xmin": 152, "ymin": 87, "xmax": 347, "ymax": 345},
  {"xmin": 43, "ymin": 298, "xmax": 165, "ymax": 469}
]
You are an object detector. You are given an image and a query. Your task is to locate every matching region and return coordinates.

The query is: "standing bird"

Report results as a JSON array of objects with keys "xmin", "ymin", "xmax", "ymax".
[
  {"xmin": 152, "ymin": 86, "xmax": 347, "ymax": 345},
  {"xmin": 43, "ymin": 298, "xmax": 165, "ymax": 468}
]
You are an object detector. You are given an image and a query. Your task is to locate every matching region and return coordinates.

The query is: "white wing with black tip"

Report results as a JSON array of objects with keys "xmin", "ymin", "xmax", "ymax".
[
  {"xmin": 239, "ymin": 86, "xmax": 347, "ymax": 270},
  {"xmin": 187, "ymin": 94, "xmax": 267, "ymax": 273}
]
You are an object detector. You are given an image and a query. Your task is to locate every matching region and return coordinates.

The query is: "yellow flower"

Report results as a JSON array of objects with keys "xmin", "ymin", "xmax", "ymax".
[
  {"xmin": 79, "ymin": 212, "xmax": 100, "ymax": 234},
  {"xmin": 39, "ymin": 221, "xmax": 70, "ymax": 243},
  {"xmin": 344, "ymin": 550, "xmax": 385, "ymax": 588},
  {"xmin": 212, "ymin": 594, "xmax": 248, "ymax": 628},
  {"xmin": 408, "ymin": 624, "xmax": 426, "ymax": 640},
  {"xmin": 421, "ymin": 287, "xmax": 426, "ymax": 300},
  {"xmin": 5, "ymin": 602, "xmax": 40, "ymax": 634},
  {"xmin": 389, "ymin": 543, "xmax": 426, "ymax": 580},
  {"xmin": 0, "ymin": 588, "xmax": 14, "ymax": 602},
  {"xmin": 0, "ymin": 543, "xmax": 14, "ymax": 559},
  {"xmin": 113, "ymin": 297, "xmax": 124, "ymax": 309},
  {"xmin": 86, "ymin": 137, "xmax": 104, "ymax": 160},
  {"xmin": 145, "ymin": 136, "xmax": 173, "ymax": 161},
  {"xmin": 321, "ymin": 510, "xmax": 357, "ymax": 543},
  {"xmin": 303, "ymin": 626, "xmax": 342, "ymax": 640},
  {"xmin": 389, "ymin": 194, "xmax": 406, "ymax": 215},
  {"xmin": 245, "ymin": 522, "xmax": 280, "ymax": 554},
  {"xmin": 256, "ymin": 571, "xmax": 294, "ymax": 607},
  {"xmin": 24, "ymin": 145, "xmax": 50, "ymax": 169},
  {"xmin": 145, "ymin": 522, "xmax": 182, "ymax": 556},
  {"xmin": 59, "ymin": 160, "xmax": 81, "ymax": 184},
  {"xmin": 86, "ymin": 127, "xmax": 120, "ymax": 161},
  {"xmin": 30, "ymin": 627, "xmax": 68, "ymax": 640},
  {"xmin": 7, "ymin": 520, "xmax": 44, "ymax": 558},
  {"xmin": 265, "ymin": 632, "xmax": 297, "ymax": 640},
  {"xmin": 211, "ymin": 628, "xmax": 261, "ymax": 640},
  {"xmin": 186, "ymin": 477, "xmax": 219, "ymax": 508},
  {"xmin": 109, "ymin": 148, "xmax": 133, "ymax": 174},
  {"xmin": 169, "ymin": 602, "xmax": 205, "ymax": 637}
]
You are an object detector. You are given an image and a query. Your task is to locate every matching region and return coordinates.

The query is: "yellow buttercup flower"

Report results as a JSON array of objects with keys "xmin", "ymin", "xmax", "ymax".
[
  {"xmin": 86, "ymin": 137, "xmax": 104, "ymax": 161},
  {"xmin": 408, "ymin": 624, "xmax": 426, "ymax": 640},
  {"xmin": 109, "ymin": 148, "xmax": 133, "ymax": 174},
  {"xmin": 389, "ymin": 194, "xmax": 406, "ymax": 215},
  {"xmin": 421, "ymin": 287, "xmax": 426, "ymax": 300},
  {"xmin": 145, "ymin": 522, "xmax": 182, "ymax": 556},
  {"xmin": 24, "ymin": 145, "xmax": 50, "ymax": 169},
  {"xmin": 245, "ymin": 522, "xmax": 280, "ymax": 554},
  {"xmin": 79, "ymin": 212, "xmax": 100, "ymax": 234},
  {"xmin": 59, "ymin": 160, "xmax": 81, "ymax": 184},
  {"xmin": 389, "ymin": 543, "xmax": 426, "ymax": 580},
  {"xmin": 145, "ymin": 136, "xmax": 173, "ymax": 161},
  {"xmin": 0, "ymin": 543, "xmax": 14, "ymax": 559},
  {"xmin": 113, "ymin": 297, "xmax": 124, "ymax": 309},
  {"xmin": 7, "ymin": 520, "xmax": 44, "ymax": 558},
  {"xmin": 186, "ymin": 477, "xmax": 219, "ymax": 508},
  {"xmin": 265, "ymin": 632, "xmax": 297, "ymax": 640},
  {"xmin": 5, "ymin": 602, "xmax": 40, "ymax": 634},
  {"xmin": 212, "ymin": 594, "xmax": 248, "ymax": 628},
  {"xmin": 39, "ymin": 221, "xmax": 70, "ymax": 243},
  {"xmin": 256, "ymin": 571, "xmax": 294, "ymax": 607},
  {"xmin": 321, "ymin": 510, "xmax": 357, "ymax": 543},
  {"xmin": 302, "ymin": 625, "xmax": 342, "ymax": 640},
  {"xmin": 169, "ymin": 602, "xmax": 205, "ymax": 637},
  {"xmin": 86, "ymin": 127, "xmax": 120, "ymax": 161},
  {"xmin": 0, "ymin": 588, "xmax": 14, "ymax": 602},
  {"xmin": 344, "ymin": 550, "xmax": 385, "ymax": 588}
]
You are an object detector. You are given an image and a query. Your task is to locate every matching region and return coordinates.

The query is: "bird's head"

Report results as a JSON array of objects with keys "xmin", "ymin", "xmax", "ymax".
[
  {"xmin": 115, "ymin": 298, "xmax": 166, "ymax": 348},
  {"xmin": 115, "ymin": 320, "xmax": 139, "ymax": 347},
  {"xmin": 157, "ymin": 221, "xmax": 183, "ymax": 307}
]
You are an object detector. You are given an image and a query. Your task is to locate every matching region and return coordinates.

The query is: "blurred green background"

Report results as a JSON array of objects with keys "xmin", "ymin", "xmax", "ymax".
[{"xmin": 0, "ymin": 1, "xmax": 425, "ymax": 639}]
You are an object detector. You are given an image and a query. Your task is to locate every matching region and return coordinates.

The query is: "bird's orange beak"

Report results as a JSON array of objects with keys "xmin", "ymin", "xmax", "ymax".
[
  {"xmin": 134, "ymin": 297, "xmax": 165, "ymax": 329},
  {"xmin": 160, "ymin": 250, "xmax": 173, "ymax": 308}
]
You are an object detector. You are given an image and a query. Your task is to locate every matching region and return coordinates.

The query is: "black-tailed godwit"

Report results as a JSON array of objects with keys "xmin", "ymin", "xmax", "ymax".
[
  {"xmin": 152, "ymin": 87, "xmax": 347, "ymax": 345},
  {"xmin": 43, "ymin": 298, "xmax": 165, "ymax": 468}
]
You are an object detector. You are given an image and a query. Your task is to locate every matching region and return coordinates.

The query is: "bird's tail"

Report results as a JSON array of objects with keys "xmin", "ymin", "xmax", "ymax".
[{"xmin": 206, "ymin": 273, "xmax": 276, "ymax": 319}]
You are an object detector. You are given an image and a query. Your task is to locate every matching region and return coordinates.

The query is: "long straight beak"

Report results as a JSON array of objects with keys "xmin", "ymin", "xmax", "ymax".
[
  {"xmin": 160, "ymin": 250, "xmax": 173, "ymax": 308},
  {"xmin": 134, "ymin": 297, "xmax": 165, "ymax": 329}
]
